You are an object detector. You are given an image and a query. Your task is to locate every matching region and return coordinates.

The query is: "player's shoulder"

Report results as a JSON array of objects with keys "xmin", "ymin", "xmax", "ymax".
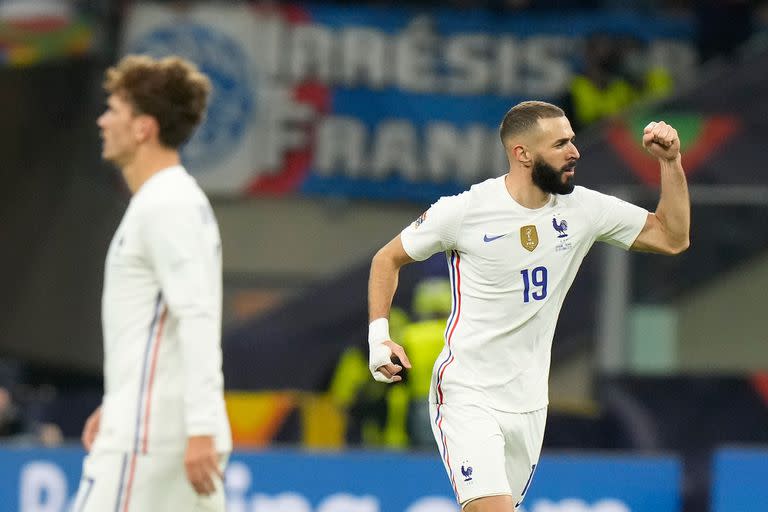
[
  {"xmin": 467, "ymin": 175, "xmax": 505, "ymax": 198},
  {"xmin": 431, "ymin": 186, "xmax": 472, "ymax": 211},
  {"xmin": 135, "ymin": 166, "xmax": 204, "ymax": 211},
  {"xmin": 440, "ymin": 175, "xmax": 504, "ymax": 211}
]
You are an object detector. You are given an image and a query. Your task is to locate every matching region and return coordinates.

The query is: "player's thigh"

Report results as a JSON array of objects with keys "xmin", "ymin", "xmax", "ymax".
[
  {"xmin": 499, "ymin": 407, "xmax": 547, "ymax": 508},
  {"xmin": 463, "ymin": 494, "xmax": 516, "ymax": 512},
  {"xmin": 71, "ymin": 452, "xmax": 125, "ymax": 512},
  {"xmin": 429, "ymin": 401, "xmax": 512, "ymax": 506},
  {"xmin": 127, "ymin": 453, "xmax": 198, "ymax": 511}
]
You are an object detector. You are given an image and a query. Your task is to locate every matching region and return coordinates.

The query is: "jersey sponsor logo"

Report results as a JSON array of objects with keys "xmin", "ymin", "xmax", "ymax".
[
  {"xmin": 552, "ymin": 217, "xmax": 568, "ymax": 238},
  {"xmin": 520, "ymin": 225, "xmax": 539, "ymax": 252},
  {"xmin": 483, "ymin": 233, "xmax": 506, "ymax": 242}
]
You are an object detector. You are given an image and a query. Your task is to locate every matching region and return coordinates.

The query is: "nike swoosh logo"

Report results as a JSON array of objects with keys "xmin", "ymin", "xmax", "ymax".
[{"xmin": 483, "ymin": 234, "xmax": 506, "ymax": 242}]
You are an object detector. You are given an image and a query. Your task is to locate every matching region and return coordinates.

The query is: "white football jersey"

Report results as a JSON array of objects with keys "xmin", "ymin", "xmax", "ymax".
[
  {"xmin": 401, "ymin": 176, "xmax": 648, "ymax": 412},
  {"xmin": 95, "ymin": 166, "xmax": 231, "ymax": 454}
]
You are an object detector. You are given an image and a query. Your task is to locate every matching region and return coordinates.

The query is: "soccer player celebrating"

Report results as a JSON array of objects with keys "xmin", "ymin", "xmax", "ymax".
[
  {"xmin": 72, "ymin": 55, "xmax": 231, "ymax": 511},
  {"xmin": 368, "ymin": 101, "xmax": 689, "ymax": 511}
]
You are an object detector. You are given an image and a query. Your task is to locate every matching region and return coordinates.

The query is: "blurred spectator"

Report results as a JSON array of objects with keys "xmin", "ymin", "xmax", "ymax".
[
  {"xmin": 397, "ymin": 277, "xmax": 453, "ymax": 449},
  {"xmin": 563, "ymin": 33, "xmax": 673, "ymax": 131},
  {"xmin": 328, "ymin": 307, "xmax": 410, "ymax": 447},
  {"xmin": 0, "ymin": 386, "xmax": 26, "ymax": 438},
  {"xmin": 0, "ymin": 359, "xmax": 64, "ymax": 445},
  {"xmin": 0, "ymin": 360, "xmax": 26, "ymax": 438},
  {"xmin": 328, "ymin": 277, "xmax": 453, "ymax": 450}
]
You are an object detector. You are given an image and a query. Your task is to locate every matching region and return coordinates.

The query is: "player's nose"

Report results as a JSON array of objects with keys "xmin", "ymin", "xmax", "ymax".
[{"xmin": 568, "ymin": 142, "xmax": 580, "ymax": 160}]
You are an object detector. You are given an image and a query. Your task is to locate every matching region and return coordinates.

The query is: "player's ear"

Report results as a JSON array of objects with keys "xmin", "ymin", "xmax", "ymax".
[
  {"xmin": 512, "ymin": 144, "xmax": 532, "ymax": 166},
  {"xmin": 133, "ymin": 115, "xmax": 158, "ymax": 143}
]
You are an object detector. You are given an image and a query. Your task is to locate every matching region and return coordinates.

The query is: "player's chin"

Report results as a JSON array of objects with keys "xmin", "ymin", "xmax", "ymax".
[{"xmin": 560, "ymin": 176, "xmax": 576, "ymax": 194}]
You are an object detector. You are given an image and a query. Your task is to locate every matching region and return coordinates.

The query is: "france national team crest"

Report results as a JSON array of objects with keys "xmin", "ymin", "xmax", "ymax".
[
  {"xmin": 552, "ymin": 216, "xmax": 573, "ymax": 252},
  {"xmin": 461, "ymin": 461, "xmax": 474, "ymax": 482},
  {"xmin": 520, "ymin": 225, "xmax": 538, "ymax": 252},
  {"xmin": 552, "ymin": 217, "xmax": 568, "ymax": 238}
]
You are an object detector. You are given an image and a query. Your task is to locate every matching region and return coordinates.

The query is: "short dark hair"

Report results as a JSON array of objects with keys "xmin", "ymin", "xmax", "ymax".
[
  {"xmin": 499, "ymin": 101, "xmax": 565, "ymax": 144},
  {"xmin": 104, "ymin": 55, "xmax": 212, "ymax": 149}
]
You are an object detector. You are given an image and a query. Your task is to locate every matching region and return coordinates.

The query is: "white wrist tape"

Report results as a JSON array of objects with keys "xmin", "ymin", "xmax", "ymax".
[
  {"xmin": 368, "ymin": 318, "xmax": 394, "ymax": 382},
  {"xmin": 368, "ymin": 318, "xmax": 391, "ymax": 345}
]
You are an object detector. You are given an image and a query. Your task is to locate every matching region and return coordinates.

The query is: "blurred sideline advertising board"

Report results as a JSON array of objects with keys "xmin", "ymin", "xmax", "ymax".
[
  {"xmin": 0, "ymin": 447, "xmax": 680, "ymax": 512},
  {"xmin": 712, "ymin": 447, "xmax": 768, "ymax": 512},
  {"xmin": 0, "ymin": 1, "xmax": 95, "ymax": 66},
  {"xmin": 122, "ymin": 2, "xmax": 694, "ymax": 200}
]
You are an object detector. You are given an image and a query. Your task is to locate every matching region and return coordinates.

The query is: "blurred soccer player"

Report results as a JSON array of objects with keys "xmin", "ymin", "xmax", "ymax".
[
  {"xmin": 72, "ymin": 55, "xmax": 231, "ymax": 512},
  {"xmin": 368, "ymin": 101, "xmax": 689, "ymax": 511}
]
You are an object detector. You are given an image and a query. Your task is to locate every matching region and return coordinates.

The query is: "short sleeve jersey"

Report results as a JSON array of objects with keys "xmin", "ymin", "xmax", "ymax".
[{"xmin": 400, "ymin": 176, "xmax": 648, "ymax": 412}]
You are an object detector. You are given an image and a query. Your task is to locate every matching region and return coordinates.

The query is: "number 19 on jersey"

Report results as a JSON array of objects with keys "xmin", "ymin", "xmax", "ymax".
[{"xmin": 521, "ymin": 266, "xmax": 548, "ymax": 302}]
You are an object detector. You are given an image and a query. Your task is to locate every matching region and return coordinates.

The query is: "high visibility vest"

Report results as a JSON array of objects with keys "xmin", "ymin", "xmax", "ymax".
[{"xmin": 570, "ymin": 68, "xmax": 673, "ymax": 126}]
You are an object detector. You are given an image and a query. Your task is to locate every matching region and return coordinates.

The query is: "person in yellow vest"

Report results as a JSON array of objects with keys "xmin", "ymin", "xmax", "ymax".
[
  {"xmin": 328, "ymin": 307, "xmax": 410, "ymax": 447},
  {"xmin": 567, "ymin": 33, "xmax": 673, "ymax": 131},
  {"xmin": 386, "ymin": 277, "xmax": 453, "ymax": 449}
]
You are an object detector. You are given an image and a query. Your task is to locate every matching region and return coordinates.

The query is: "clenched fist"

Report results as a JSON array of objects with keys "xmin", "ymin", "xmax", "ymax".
[{"xmin": 643, "ymin": 121, "xmax": 680, "ymax": 161}]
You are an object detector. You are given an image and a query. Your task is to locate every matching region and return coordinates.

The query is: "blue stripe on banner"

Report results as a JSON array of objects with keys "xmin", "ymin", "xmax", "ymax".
[
  {"xmin": 133, "ymin": 292, "xmax": 162, "ymax": 453},
  {"xmin": 113, "ymin": 454, "xmax": 128, "ymax": 512}
]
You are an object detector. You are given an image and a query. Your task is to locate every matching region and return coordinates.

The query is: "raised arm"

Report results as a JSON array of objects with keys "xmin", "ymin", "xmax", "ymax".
[
  {"xmin": 631, "ymin": 121, "xmax": 691, "ymax": 255},
  {"xmin": 368, "ymin": 235, "xmax": 414, "ymax": 383}
]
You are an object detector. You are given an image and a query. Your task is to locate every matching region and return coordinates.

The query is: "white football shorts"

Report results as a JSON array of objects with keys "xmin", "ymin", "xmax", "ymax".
[
  {"xmin": 429, "ymin": 401, "xmax": 547, "ymax": 509},
  {"xmin": 70, "ymin": 450, "xmax": 227, "ymax": 512}
]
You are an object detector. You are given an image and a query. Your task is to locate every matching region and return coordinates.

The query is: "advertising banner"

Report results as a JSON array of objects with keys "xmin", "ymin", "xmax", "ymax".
[
  {"xmin": 122, "ymin": 2, "xmax": 694, "ymax": 200},
  {"xmin": 0, "ymin": 2, "xmax": 95, "ymax": 67},
  {"xmin": 712, "ymin": 447, "xmax": 768, "ymax": 512},
  {"xmin": 0, "ymin": 447, "xmax": 680, "ymax": 512}
]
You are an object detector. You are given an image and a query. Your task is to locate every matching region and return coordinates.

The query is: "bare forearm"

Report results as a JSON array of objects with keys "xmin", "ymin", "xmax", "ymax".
[
  {"xmin": 655, "ymin": 156, "xmax": 690, "ymax": 250},
  {"xmin": 368, "ymin": 249, "xmax": 401, "ymax": 321}
]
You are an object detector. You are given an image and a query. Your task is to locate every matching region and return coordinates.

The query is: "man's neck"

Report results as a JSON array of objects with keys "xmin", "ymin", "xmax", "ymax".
[
  {"xmin": 504, "ymin": 170, "xmax": 550, "ymax": 209},
  {"xmin": 121, "ymin": 146, "xmax": 181, "ymax": 194}
]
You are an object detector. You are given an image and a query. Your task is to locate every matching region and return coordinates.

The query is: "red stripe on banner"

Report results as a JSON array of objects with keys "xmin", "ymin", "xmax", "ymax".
[
  {"xmin": 141, "ymin": 307, "xmax": 167, "ymax": 454},
  {"xmin": 606, "ymin": 117, "xmax": 740, "ymax": 187},
  {"xmin": 248, "ymin": 82, "xmax": 331, "ymax": 195},
  {"xmin": 751, "ymin": 373, "xmax": 768, "ymax": 407},
  {"xmin": 121, "ymin": 454, "xmax": 138, "ymax": 512}
]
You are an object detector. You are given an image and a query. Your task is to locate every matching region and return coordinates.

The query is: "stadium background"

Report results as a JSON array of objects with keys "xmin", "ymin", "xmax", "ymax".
[{"xmin": 1, "ymin": 0, "xmax": 767, "ymax": 511}]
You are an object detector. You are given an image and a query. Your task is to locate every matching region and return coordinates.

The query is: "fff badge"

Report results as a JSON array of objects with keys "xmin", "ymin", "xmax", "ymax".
[{"xmin": 520, "ymin": 225, "xmax": 539, "ymax": 252}]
